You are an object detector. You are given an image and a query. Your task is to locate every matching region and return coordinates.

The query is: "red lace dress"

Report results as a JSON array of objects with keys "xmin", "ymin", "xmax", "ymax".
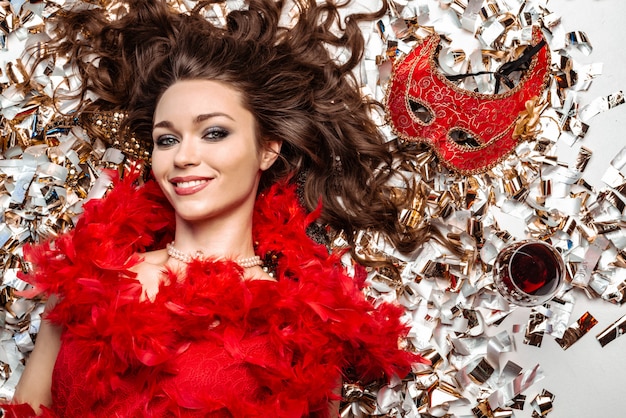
[{"xmin": 8, "ymin": 176, "xmax": 421, "ymax": 417}]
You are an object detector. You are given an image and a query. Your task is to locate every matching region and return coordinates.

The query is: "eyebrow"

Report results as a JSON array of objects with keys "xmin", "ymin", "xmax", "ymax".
[{"xmin": 153, "ymin": 112, "xmax": 235, "ymax": 129}]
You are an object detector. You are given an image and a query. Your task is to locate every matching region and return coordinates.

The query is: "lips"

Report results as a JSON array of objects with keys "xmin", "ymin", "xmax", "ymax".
[{"xmin": 170, "ymin": 176, "xmax": 211, "ymax": 196}]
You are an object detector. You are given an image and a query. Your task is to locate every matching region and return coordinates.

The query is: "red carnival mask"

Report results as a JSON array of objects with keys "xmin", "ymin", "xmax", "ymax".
[{"xmin": 386, "ymin": 27, "xmax": 550, "ymax": 174}]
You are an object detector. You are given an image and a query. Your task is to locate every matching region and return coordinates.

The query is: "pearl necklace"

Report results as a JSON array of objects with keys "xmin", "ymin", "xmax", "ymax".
[{"xmin": 166, "ymin": 242, "xmax": 263, "ymax": 268}]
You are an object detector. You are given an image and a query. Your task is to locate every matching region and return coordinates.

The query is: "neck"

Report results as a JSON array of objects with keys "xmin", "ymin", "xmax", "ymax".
[{"xmin": 172, "ymin": 212, "xmax": 256, "ymax": 261}]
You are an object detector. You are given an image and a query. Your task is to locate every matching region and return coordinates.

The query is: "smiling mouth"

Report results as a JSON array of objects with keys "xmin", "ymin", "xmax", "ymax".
[
  {"xmin": 170, "ymin": 178, "xmax": 211, "ymax": 196},
  {"xmin": 174, "ymin": 179, "xmax": 208, "ymax": 188}
]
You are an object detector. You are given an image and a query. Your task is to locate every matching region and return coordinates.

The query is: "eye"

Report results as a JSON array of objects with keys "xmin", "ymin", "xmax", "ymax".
[
  {"xmin": 203, "ymin": 127, "xmax": 229, "ymax": 141},
  {"xmin": 409, "ymin": 99, "xmax": 434, "ymax": 124},
  {"xmin": 449, "ymin": 128, "xmax": 482, "ymax": 148},
  {"xmin": 153, "ymin": 135, "xmax": 178, "ymax": 148}
]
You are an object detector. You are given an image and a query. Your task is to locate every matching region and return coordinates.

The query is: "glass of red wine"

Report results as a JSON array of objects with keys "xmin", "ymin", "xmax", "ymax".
[{"xmin": 493, "ymin": 240, "xmax": 565, "ymax": 307}]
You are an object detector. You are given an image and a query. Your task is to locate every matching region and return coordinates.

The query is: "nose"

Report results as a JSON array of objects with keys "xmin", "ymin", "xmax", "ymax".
[{"xmin": 173, "ymin": 136, "xmax": 201, "ymax": 167}]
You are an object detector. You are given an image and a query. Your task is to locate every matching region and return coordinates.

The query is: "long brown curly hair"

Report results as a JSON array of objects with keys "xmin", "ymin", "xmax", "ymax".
[{"xmin": 46, "ymin": 0, "xmax": 425, "ymax": 260}]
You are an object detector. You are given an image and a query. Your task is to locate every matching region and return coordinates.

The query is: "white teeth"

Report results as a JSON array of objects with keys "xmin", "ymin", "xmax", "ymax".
[{"xmin": 175, "ymin": 179, "xmax": 207, "ymax": 188}]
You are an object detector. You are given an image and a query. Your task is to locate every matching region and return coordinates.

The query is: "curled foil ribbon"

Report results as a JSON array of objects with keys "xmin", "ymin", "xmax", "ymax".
[
  {"xmin": 531, "ymin": 389, "xmax": 555, "ymax": 416},
  {"xmin": 340, "ymin": 382, "xmax": 379, "ymax": 417},
  {"xmin": 512, "ymin": 97, "xmax": 549, "ymax": 141},
  {"xmin": 554, "ymin": 311, "xmax": 598, "ymax": 350},
  {"xmin": 596, "ymin": 314, "xmax": 626, "ymax": 347}
]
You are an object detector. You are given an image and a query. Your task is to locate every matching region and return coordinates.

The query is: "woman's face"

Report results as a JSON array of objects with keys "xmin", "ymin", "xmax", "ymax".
[{"xmin": 151, "ymin": 79, "xmax": 280, "ymax": 224}]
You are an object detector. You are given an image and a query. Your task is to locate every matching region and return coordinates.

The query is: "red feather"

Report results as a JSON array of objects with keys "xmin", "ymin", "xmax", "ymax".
[{"xmin": 13, "ymin": 176, "xmax": 424, "ymax": 417}]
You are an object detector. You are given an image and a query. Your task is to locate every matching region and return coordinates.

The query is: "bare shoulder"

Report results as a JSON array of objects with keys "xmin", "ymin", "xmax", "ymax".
[
  {"xmin": 136, "ymin": 248, "xmax": 169, "ymax": 266},
  {"xmin": 130, "ymin": 249, "xmax": 170, "ymax": 300}
]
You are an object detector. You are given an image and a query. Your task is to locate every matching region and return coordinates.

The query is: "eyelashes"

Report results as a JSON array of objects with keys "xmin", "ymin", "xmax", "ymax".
[
  {"xmin": 203, "ymin": 127, "xmax": 229, "ymax": 141},
  {"xmin": 153, "ymin": 127, "xmax": 230, "ymax": 148},
  {"xmin": 154, "ymin": 135, "xmax": 177, "ymax": 148}
]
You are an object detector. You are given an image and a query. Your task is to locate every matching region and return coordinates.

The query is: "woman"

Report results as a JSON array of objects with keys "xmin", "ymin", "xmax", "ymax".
[{"xmin": 8, "ymin": 0, "xmax": 425, "ymax": 416}]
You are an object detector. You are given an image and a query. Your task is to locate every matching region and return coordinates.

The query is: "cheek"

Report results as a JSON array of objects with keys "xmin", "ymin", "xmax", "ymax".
[
  {"xmin": 216, "ymin": 147, "xmax": 262, "ymax": 172},
  {"xmin": 150, "ymin": 157, "xmax": 169, "ymax": 187},
  {"xmin": 150, "ymin": 162, "xmax": 165, "ymax": 180}
]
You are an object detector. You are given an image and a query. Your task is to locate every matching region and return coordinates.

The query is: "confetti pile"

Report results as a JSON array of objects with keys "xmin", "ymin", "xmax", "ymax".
[{"xmin": 339, "ymin": 0, "xmax": 626, "ymax": 416}]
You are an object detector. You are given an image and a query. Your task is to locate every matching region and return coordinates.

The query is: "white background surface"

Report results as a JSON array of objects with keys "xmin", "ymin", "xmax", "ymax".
[{"xmin": 488, "ymin": 1, "xmax": 626, "ymax": 417}]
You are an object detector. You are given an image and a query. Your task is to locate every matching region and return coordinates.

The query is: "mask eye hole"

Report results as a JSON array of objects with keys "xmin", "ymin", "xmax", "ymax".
[
  {"xmin": 409, "ymin": 99, "xmax": 434, "ymax": 124},
  {"xmin": 449, "ymin": 128, "xmax": 482, "ymax": 148}
]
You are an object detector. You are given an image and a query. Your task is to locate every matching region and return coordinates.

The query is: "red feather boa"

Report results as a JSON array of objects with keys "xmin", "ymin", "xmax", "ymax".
[{"xmin": 7, "ymin": 175, "xmax": 423, "ymax": 417}]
